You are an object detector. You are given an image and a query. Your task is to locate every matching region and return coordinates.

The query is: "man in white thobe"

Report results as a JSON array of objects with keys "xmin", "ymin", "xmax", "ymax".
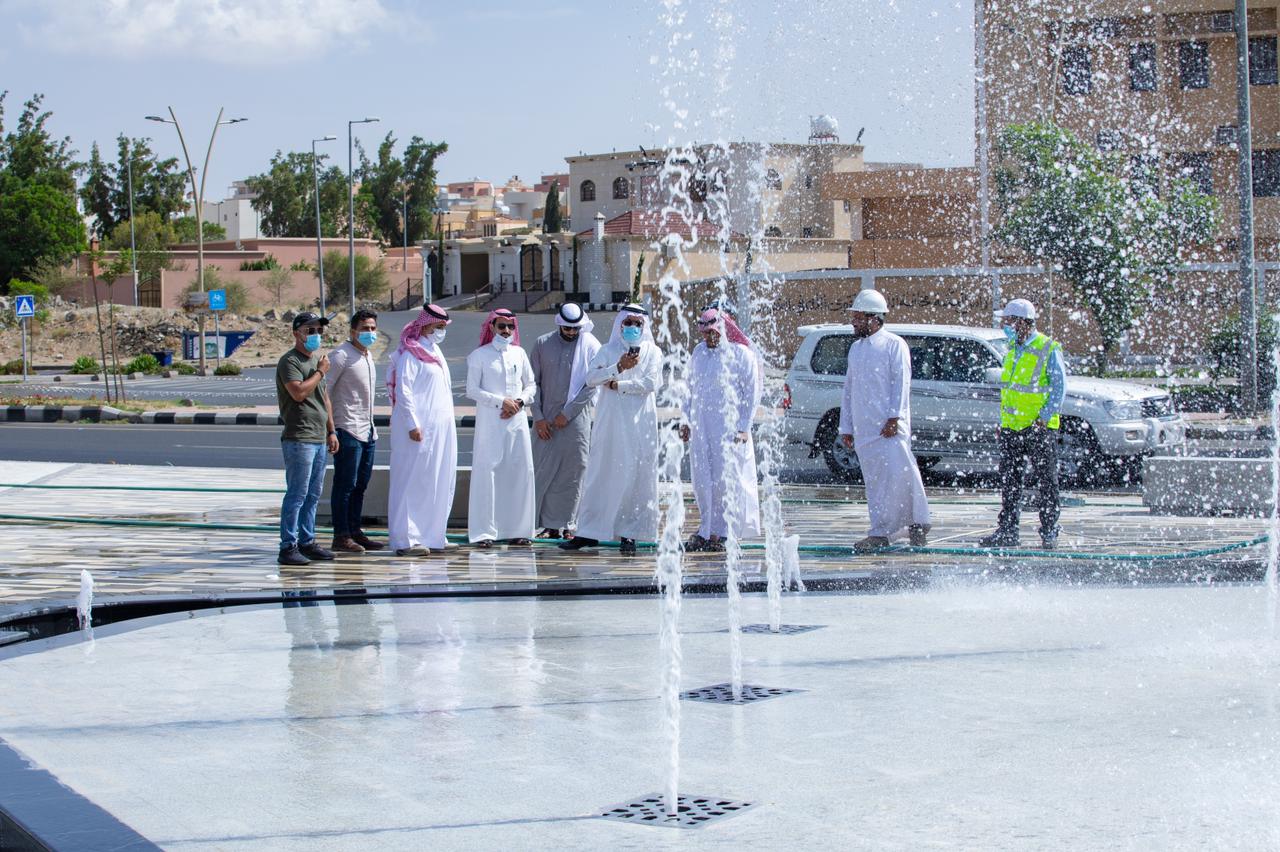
[
  {"xmin": 560, "ymin": 304, "xmax": 662, "ymax": 556},
  {"xmin": 466, "ymin": 308, "xmax": 537, "ymax": 547},
  {"xmin": 838, "ymin": 289, "xmax": 931, "ymax": 552},
  {"xmin": 681, "ymin": 307, "xmax": 761, "ymax": 551},
  {"xmin": 387, "ymin": 304, "xmax": 457, "ymax": 557}
]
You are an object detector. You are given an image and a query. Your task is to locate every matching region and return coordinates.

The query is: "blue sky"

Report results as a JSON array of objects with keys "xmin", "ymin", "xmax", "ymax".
[{"xmin": 0, "ymin": 0, "xmax": 976, "ymax": 197}]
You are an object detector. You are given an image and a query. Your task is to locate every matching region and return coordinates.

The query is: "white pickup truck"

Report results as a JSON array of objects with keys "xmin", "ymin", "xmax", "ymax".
[{"xmin": 781, "ymin": 323, "xmax": 1187, "ymax": 482}]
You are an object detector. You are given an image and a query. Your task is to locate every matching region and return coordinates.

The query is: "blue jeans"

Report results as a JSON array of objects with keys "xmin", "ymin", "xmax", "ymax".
[
  {"xmin": 280, "ymin": 440, "xmax": 328, "ymax": 550},
  {"xmin": 331, "ymin": 428, "xmax": 376, "ymax": 537}
]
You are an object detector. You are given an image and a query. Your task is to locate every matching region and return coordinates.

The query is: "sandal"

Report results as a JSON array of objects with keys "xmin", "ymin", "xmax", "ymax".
[
  {"xmin": 508, "ymin": 538, "xmax": 532, "ymax": 546},
  {"xmin": 685, "ymin": 534, "xmax": 708, "ymax": 552}
]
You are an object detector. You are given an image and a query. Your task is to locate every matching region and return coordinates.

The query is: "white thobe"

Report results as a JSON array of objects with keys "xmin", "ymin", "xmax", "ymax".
[
  {"xmin": 466, "ymin": 341, "xmax": 537, "ymax": 542},
  {"xmin": 387, "ymin": 347, "xmax": 457, "ymax": 550},
  {"xmin": 839, "ymin": 328, "xmax": 931, "ymax": 539},
  {"xmin": 575, "ymin": 339, "xmax": 662, "ymax": 542},
  {"xmin": 687, "ymin": 342, "xmax": 761, "ymax": 539}
]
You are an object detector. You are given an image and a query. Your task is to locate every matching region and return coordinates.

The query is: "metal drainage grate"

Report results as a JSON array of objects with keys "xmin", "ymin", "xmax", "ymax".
[
  {"xmin": 737, "ymin": 623, "xmax": 826, "ymax": 635},
  {"xmin": 599, "ymin": 793, "xmax": 756, "ymax": 829},
  {"xmin": 680, "ymin": 682, "xmax": 804, "ymax": 704}
]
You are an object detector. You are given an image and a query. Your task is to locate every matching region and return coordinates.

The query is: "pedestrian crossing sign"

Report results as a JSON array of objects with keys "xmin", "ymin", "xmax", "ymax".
[{"xmin": 14, "ymin": 295, "xmax": 35, "ymax": 318}]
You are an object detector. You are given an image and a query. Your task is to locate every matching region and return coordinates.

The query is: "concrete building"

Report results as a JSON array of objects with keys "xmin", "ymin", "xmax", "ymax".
[{"xmin": 199, "ymin": 182, "xmax": 263, "ymax": 243}]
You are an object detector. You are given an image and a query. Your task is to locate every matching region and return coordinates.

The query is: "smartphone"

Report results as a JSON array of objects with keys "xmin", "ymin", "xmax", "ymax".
[{"xmin": 628, "ymin": 346, "xmax": 640, "ymax": 355}]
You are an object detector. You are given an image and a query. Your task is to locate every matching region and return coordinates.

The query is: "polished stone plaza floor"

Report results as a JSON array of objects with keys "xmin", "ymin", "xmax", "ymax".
[
  {"xmin": 0, "ymin": 461, "xmax": 1267, "ymax": 615},
  {"xmin": 4, "ymin": 588, "xmax": 1280, "ymax": 849}
]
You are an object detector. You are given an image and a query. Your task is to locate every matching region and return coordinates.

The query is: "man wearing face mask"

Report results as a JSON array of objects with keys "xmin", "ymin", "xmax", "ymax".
[
  {"xmin": 275, "ymin": 312, "xmax": 340, "ymax": 566},
  {"xmin": 466, "ymin": 308, "xmax": 537, "ymax": 548},
  {"xmin": 326, "ymin": 309, "xmax": 383, "ymax": 554},
  {"xmin": 530, "ymin": 303, "xmax": 602, "ymax": 539},
  {"xmin": 561, "ymin": 304, "xmax": 662, "ymax": 556},
  {"xmin": 980, "ymin": 298, "xmax": 1067, "ymax": 550}
]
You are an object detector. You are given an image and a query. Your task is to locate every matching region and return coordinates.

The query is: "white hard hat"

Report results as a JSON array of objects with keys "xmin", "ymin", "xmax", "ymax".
[
  {"xmin": 996, "ymin": 298, "xmax": 1037, "ymax": 320},
  {"xmin": 850, "ymin": 289, "xmax": 888, "ymax": 315}
]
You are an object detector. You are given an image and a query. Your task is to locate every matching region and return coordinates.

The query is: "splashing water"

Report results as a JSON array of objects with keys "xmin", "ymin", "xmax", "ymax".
[
  {"xmin": 1268, "ymin": 310, "xmax": 1280, "ymax": 636},
  {"xmin": 77, "ymin": 569, "xmax": 94, "ymax": 631}
]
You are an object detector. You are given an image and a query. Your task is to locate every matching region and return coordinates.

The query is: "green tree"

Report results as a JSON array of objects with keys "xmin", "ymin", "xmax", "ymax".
[
  {"xmin": 543, "ymin": 183, "xmax": 562, "ymax": 233},
  {"xmin": 171, "ymin": 216, "xmax": 226, "ymax": 244},
  {"xmin": 245, "ymin": 150, "xmax": 348, "ymax": 238},
  {"xmin": 105, "ymin": 211, "xmax": 174, "ymax": 286},
  {"xmin": 355, "ymin": 132, "xmax": 447, "ymax": 246},
  {"xmin": 0, "ymin": 93, "xmax": 79, "ymax": 195},
  {"xmin": 995, "ymin": 120, "xmax": 1219, "ymax": 372},
  {"xmin": 0, "ymin": 181, "xmax": 85, "ymax": 288},
  {"xmin": 113, "ymin": 135, "xmax": 186, "ymax": 222},
  {"xmin": 262, "ymin": 267, "xmax": 294, "ymax": 305},
  {"xmin": 321, "ymin": 249, "xmax": 388, "ymax": 303},
  {"xmin": 80, "ymin": 142, "xmax": 117, "ymax": 237}
]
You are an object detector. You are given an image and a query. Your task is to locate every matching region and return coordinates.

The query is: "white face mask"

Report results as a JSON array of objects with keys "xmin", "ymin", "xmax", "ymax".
[
  {"xmin": 429, "ymin": 329, "xmax": 447, "ymax": 345},
  {"xmin": 492, "ymin": 334, "xmax": 511, "ymax": 351}
]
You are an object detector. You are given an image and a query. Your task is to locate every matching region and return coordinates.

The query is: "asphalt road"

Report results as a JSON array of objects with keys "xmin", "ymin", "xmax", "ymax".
[{"xmin": 15, "ymin": 309, "xmax": 570, "ymax": 409}]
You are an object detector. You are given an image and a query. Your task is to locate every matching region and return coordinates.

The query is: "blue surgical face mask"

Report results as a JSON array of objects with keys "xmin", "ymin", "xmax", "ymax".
[
  {"xmin": 1002, "ymin": 325, "xmax": 1016, "ymax": 342},
  {"xmin": 621, "ymin": 326, "xmax": 643, "ymax": 345},
  {"xmin": 357, "ymin": 331, "xmax": 377, "ymax": 348},
  {"xmin": 304, "ymin": 333, "xmax": 322, "ymax": 352}
]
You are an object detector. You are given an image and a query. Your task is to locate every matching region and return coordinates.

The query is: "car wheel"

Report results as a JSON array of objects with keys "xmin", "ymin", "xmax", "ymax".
[
  {"xmin": 816, "ymin": 413, "xmax": 862, "ymax": 483},
  {"xmin": 1056, "ymin": 417, "xmax": 1102, "ymax": 486}
]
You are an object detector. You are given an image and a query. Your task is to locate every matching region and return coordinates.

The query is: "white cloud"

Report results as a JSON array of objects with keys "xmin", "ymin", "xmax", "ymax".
[{"xmin": 4, "ymin": 0, "xmax": 402, "ymax": 64}]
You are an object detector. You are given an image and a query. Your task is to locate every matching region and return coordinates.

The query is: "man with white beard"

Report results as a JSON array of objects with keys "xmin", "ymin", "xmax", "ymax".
[
  {"xmin": 680, "ymin": 307, "xmax": 760, "ymax": 551},
  {"xmin": 466, "ymin": 308, "xmax": 537, "ymax": 548},
  {"xmin": 560, "ymin": 304, "xmax": 662, "ymax": 556},
  {"xmin": 838, "ymin": 289, "xmax": 931, "ymax": 552},
  {"xmin": 386, "ymin": 304, "xmax": 456, "ymax": 557},
  {"xmin": 531, "ymin": 303, "xmax": 602, "ymax": 539}
]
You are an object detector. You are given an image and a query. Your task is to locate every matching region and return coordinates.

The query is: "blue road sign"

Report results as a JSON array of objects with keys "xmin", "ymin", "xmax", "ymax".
[
  {"xmin": 208, "ymin": 289, "xmax": 227, "ymax": 311},
  {"xmin": 15, "ymin": 295, "xmax": 35, "ymax": 318}
]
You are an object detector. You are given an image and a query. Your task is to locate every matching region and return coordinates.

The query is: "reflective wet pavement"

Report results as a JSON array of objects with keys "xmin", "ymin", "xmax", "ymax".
[{"xmin": 0, "ymin": 461, "xmax": 1267, "ymax": 615}]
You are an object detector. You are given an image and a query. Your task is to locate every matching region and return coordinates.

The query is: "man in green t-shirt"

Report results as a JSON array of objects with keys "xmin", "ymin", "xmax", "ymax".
[{"xmin": 276, "ymin": 312, "xmax": 340, "ymax": 565}]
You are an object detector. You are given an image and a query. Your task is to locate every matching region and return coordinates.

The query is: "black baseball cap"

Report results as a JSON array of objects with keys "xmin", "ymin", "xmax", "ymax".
[{"xmin": 292, "ymin": 312, "xmax": 331, "ymax": 330}]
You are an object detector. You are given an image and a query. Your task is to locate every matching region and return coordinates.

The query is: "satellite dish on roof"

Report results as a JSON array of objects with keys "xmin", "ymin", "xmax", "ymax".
[{"xmin": 809, "ymin": 115, "xmax": 839, "ymax": 144}]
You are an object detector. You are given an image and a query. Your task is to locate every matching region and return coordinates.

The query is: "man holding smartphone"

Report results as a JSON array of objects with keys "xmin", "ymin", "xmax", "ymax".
[{"xmin": 561, "ymin": 304, "xmax": 662, "ymax": 556}]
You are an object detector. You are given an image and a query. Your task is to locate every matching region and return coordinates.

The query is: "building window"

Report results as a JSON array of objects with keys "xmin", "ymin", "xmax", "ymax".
[
  {"xmin": 1175, "ymin": 152, "xmax": 1213, "ymax": 195},
  {"xmin": 612, "ymin": 177, "xmax": 630, "ymax": 200},
  {"xmin": 1253, "ymin": 150, "xmax": 1280, "ymax": 196},
  {"xmin": 1129, "ymin": 154, "xmax": 1160, "ymax": 196},
  {"xmin": 1210, "ymin": 11, "xmax": 1235, "ymax": 33},
  {"xmin": 1062, "ymin": 46, "xmax": 1092, "ymax": 95},
  {"xmin": 1215, "ymin": 125, "xmax": 1238, "ymax": 146},
  {"xmin": 764, "ymin": 225, "xmax": 782, "ymax": 237},
  {"xmin": 689, "ymin": 176, "xmax": 708, "ymax": 203},
  {"xmin": 579, "ymin": 180, "xmax": 595, "ymax": 202},
  {"xmin": 842, "ymin": 199, "xmax": 852, "ymax": 213},
  {"xmin": 765, "ymin": 168, "xmax": 782, "ymax": 190},
  {"xmin": 1178, "ymin": 41, "xmax": 1209, "ymax": 90},
  {"xmin": 1096, "ymin": 130, "xmax": 1122, "ymax": 152},
  {"xmin": 804, "ymin": 174, "xmax": 814, "ymax": 190},
  {"xmin": 1129, "ymin": 42, "xmax": 1157, "ymax": 91},
  {"xmin": 802, "ymin": 226, "xmax": 814, "ymax": 238},
  {"xmin": 1250, "ymin": 36, "xmax": 1278, "ymax": 85}
]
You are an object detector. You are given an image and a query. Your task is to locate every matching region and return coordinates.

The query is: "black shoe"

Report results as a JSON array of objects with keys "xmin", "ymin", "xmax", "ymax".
[
  {"xmin": 1041, "ymin": 536, "xmax": 1058, "ymax": 550},
  {"xmin": 620, "ymin": 538, "xmax": 637, "ymax": 556},
  {"xmin": 558, "ymin": 537, "xmax": 599, "ymax": 551},
  {"xmin": 299, "ymin": 542, "xmax": 335, "ymax": 561},
  {"xmin": 278, "ymin": 546, "xmax": 310, "ymax": 566},
  {"xmin": 978, "ymin": 532, "xmax": 1019, "ymax": 549}
]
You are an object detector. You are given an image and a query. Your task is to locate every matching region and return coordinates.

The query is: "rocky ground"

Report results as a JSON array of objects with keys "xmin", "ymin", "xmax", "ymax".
[{"xmin": 0, "ymin": 299, "xmax": 357, "ymax": 369}]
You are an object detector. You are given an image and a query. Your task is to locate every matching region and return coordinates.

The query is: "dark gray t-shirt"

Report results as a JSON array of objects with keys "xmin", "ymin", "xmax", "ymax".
[{"xmin": 276, "ymin": 348, "xmax": 328, "ymax": 443}]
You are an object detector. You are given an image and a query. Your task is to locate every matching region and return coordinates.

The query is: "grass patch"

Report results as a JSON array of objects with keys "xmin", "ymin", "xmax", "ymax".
[{"xmin": 0, "ymin": 394, "xmax": 217, "ymax": 413}]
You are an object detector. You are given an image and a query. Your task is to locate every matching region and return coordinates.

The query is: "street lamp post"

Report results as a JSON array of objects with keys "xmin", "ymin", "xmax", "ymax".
[
  {"xmin": 348, "ymin": 117, "xmax": 381, "ymax": 316},
  {"xmin": 311, "ymin": 135, "xmax": 337, "ymax": 313},
  {"xmin": 402, "ymin": 183, "xmax": 410, "ymax": 307},
  {"xmin": 147, "ymin": 108, "xmax": 247, "ymax": 374},
  {"xmin": 126, "ymin": 153, "xmax": 139, "ymax": 306}
]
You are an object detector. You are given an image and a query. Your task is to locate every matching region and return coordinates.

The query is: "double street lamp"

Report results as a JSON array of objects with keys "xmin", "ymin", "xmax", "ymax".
[
  {"xmin": 146, "ymin": 108, "xmax": 247, "ymax": 374},
  {"xmin": 348, "ymin": 117, "xmax": 381, "ymax": 316},
  {"xmin": 311, "ymin": 135, "xmax": 337, "ymax": 313}
]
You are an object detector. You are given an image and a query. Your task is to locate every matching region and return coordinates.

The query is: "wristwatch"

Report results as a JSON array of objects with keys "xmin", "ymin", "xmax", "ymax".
[{"xmin": 516, "ymin": 399, "xmax": 525, "ymax": 409}]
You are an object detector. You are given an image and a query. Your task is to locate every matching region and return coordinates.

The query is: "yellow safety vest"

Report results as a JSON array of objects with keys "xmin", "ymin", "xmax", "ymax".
[{"xmin": 1000, "ymin": 332, "xmax": 1061, "ymax": 431}]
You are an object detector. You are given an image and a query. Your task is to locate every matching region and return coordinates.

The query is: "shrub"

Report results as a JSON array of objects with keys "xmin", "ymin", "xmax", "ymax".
[
  {"xmin": 174, "ymin": 361, "xmax": 197, "ymax": 375},
  {"xmin": 1207, "ymin": 313, "xmax": 1278, "ymax": 410},
  {"xmin": 213, "ymin": 363, "xmax": 242, "ymax": 376},
  {"xmin": 1, "ymin": 359, "xmax": 24, "ymax": 375},
  {"xmin": 182, "ymin": 270, "xmax": 250, "ymax": 314},
  {"xmin": 290, "ymin": 260, "xmax": 313, "ymax": 272},
  {"xmin": 239, "ymin": 254, "xmax": 280, "ymax": 272},
  {"xmin": 123, "ymin": 354, "xmax": 161, "ymax": 375},
  {"xmin": 70, "ymin": 356, "xmax": 101, "ymax": 374}
]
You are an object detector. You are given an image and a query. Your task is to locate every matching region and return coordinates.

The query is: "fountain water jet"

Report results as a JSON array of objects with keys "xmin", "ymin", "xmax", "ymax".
[{"xmin": 77, "ymin": 569, "xmax": 94, "ymax": 631}]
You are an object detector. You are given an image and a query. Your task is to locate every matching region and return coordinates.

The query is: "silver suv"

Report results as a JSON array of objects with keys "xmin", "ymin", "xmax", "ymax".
[{"xmin": 781, "ymin": 323, "xmax": 1187, "ymax": 482}]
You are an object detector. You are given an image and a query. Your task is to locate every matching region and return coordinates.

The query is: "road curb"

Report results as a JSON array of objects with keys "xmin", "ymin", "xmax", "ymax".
[{"xmin": 1, "ymin": 405, "xmax": 139, "ymax": 424}]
